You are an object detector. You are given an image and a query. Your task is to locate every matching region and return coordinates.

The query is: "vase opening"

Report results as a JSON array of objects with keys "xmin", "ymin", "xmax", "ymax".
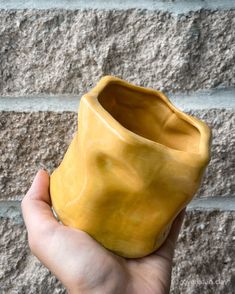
[{"xmin": 97, "ymin": 83, "xmax": 201, "ymax": 153}]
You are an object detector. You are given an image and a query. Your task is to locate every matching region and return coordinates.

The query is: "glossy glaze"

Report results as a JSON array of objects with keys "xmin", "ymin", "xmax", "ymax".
[{"xmin": 50, "ymin": 76, "xmax": 211, "ymax": 258}]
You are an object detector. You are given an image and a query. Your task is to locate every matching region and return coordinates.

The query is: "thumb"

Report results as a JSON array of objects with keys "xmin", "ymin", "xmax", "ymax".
[
  {"xmin": 26, "ymin": 169, "xmax": 51, "ymax": 204},
  {"xmin": 21, "ymin": 170, "xmax": 59, "ymax": 250}
]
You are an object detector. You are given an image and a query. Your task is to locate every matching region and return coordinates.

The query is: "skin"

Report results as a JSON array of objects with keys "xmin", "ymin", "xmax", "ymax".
[{"xmin": 21, "ymin": 170, "xmax": 185, "ymax": 294}]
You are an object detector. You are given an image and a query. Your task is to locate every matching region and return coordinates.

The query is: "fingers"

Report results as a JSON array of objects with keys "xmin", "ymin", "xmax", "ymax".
[
  {"xmin": 155, "ymin": 208, "xmax": 186, "ymax": 261},
  {"xmin": 21, "ymin": 170, "xmax": 59, "ymax": 251},
  {"xmin": 166, "ymin": 208, "xmax": 186, "ymax": 248}
]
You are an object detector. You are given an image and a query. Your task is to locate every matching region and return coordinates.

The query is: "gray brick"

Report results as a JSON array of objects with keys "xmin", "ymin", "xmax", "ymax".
[
  {"xmin": 0, "ymin": 210, "xmax": 234, "ymax": 293},
  {"xmin": 0, "ymin": 109, "xmax": 234, "ymax": 200},
  {"xmin": 0, "ymin": 9, "xmax": 234, "ymax": 95}
]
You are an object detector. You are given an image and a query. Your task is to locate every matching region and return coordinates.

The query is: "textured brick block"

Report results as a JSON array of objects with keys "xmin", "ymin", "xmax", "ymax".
[
  {"xmin": 0, "ymin": 210, "xmax": 234, "ymax": 293},
  {"xmin": 0, "ymin": 111, "xmax": 77, "ymax": 200},
  {"xmin": 0, "ymin": 217, "xmax": 64, "ymax": 293},
  {"xmin": 0, "ymin": 9, "xmax": 234, "ymax": 95},
  {"xmin": 171, "ymin": 211, "xmax": 235, "ymax": 294},
  {"xmin": 192, "ymin": 109, "xmax": 235, "ymax": 197},
  {"xmin": 0, "ymin": 109, "xmax": 234, "ymax": 200}
]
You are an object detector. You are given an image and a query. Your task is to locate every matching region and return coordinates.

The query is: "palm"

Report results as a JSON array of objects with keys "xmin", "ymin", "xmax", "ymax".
[
  {"xmin": 22, "ymin": 170, "xmax": 184, "ymax": 294},
  {"xmin": 45, "ymin": 226, "xmax": 172, "ymax": 293}
]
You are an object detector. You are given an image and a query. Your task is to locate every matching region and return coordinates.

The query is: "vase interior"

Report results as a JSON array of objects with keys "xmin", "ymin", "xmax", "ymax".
[{"xmin": 97, "ymin": 83, "xmax": 201, "ymax": 153}]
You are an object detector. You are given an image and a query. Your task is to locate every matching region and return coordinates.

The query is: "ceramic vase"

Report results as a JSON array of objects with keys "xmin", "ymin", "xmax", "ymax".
[{"xmin": 50, "ymin": 76, "xmax": 211, "ymax": 258}]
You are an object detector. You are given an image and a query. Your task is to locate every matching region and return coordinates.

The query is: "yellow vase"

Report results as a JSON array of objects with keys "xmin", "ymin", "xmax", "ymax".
[{"xmin": 50, "ymin": 76, "xmax": 211, "ymax": 258}]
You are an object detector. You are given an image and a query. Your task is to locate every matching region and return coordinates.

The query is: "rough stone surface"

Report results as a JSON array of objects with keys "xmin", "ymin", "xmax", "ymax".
[
  {"xmin": 171, "ymin": 210, "xmax": 235, "ymax": 294},
  {"xmin": 0, "ymin": 111, "xmax": 77, "ymax": 200},
  {"xmin": 0, "ymin": 109, "xmax": 234, "ymax": 200},
  {"xmin": 191, "ymin": 109, "xmax": 235, "ymax": 198},
  {"xmin": 0, "ymin": 210, "xmax": 234, "ymax": 293},
  {"xmin": 0, "ymin": 217, "xmax": 65, "ymax": 293},
  {"xmin": 0, "ymin": 9, "xmax": 234, "ymax": 95}
]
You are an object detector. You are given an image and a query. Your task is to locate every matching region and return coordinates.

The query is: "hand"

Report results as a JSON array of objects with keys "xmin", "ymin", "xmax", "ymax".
[{"xmin": 21, "ymin": 170, "xmax": 185, "ymax": 294}]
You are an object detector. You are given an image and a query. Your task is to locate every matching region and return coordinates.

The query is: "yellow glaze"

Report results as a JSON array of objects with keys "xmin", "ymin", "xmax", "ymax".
[{"xmin": 50, "ymin": 76, "xmax": 211, "ymax": 258}]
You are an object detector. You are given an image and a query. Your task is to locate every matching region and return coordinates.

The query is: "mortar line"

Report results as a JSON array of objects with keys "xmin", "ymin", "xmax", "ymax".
[
  {"xmin": 187, "ymin": 196, "xmax": 235, "ymax": 211},
  {"xmin": 0, "ymin": 0, "xmax": 235, "ymax": 12},
  {"xmin": 0, "ymin": 88, "xmax": 235, "ymax": 112},
  {"xmin": 0, "ymin": 197, "xmax": 234, "ymax": 225}
]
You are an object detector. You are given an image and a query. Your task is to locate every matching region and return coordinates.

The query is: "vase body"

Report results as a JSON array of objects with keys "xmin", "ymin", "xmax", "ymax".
[{"xmin": 50, "ymin": 76, "xmax": 211, "ymax": 258}]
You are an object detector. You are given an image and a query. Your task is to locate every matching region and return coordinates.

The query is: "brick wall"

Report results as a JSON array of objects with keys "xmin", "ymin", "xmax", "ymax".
[{"xmin": 0, "ymin": 1, "xmax": 234, "ymax": 293}]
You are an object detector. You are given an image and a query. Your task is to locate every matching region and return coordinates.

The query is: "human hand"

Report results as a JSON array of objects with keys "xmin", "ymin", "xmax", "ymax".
[{"xmin": 21, "ymin": 170, "xmax": 185, "ymax": 294}]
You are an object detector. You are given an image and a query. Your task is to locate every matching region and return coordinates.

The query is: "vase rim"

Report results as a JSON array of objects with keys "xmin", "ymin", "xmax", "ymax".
[{"xmin": 80, "ymin": 75, "xmax": 211, "ymax": 165}]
